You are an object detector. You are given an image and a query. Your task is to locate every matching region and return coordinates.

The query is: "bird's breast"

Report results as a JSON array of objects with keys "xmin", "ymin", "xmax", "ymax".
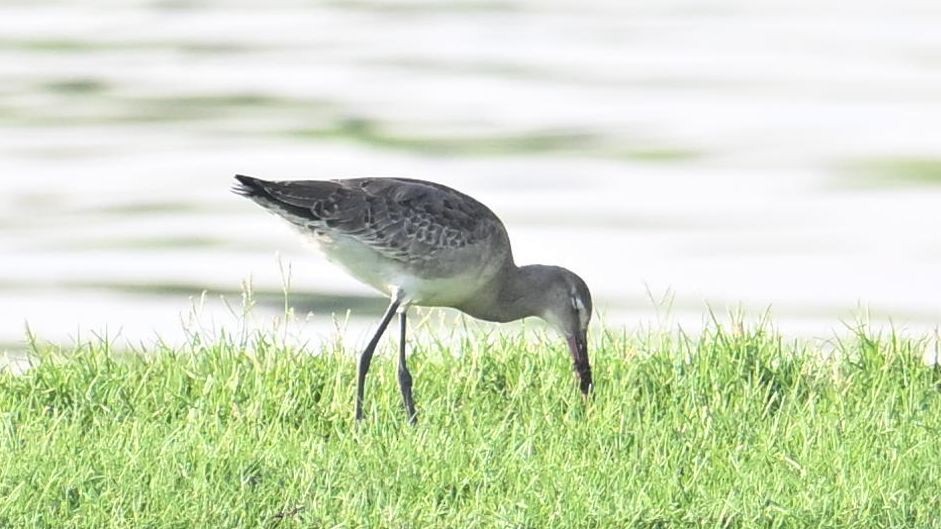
[{"xmin": 302, "ymin": 230, "xmax": 505, "ymax": 308}]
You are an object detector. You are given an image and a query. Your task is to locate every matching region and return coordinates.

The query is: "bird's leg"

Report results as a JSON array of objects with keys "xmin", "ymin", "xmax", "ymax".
[
  {"xmin": 356, "ymin": 299, "xmax": 400, "ymax": 422},
  {"xmin": 397, "ymin": 309, "xmax": 418, "ymax": 424}
]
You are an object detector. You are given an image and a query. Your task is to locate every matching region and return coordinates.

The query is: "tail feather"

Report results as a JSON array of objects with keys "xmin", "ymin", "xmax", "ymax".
[
  {"xmin": 232, "ymin": 174, "xmax": 267, "ymax": 198},
  {"xmin": 232, "ymin": 174, "xmax": 321, "ymax": 223}
]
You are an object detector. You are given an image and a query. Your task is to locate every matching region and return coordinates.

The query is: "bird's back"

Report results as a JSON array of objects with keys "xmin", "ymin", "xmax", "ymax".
[{"xmin": 234, "ymin": 176, "xmax": 514, "ymax": 305}]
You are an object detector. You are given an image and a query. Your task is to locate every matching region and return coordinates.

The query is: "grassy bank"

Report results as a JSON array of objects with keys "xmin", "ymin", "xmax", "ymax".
[{"xmin": 1, "ymin": 323, "xmax": 941, "ymax": 528}]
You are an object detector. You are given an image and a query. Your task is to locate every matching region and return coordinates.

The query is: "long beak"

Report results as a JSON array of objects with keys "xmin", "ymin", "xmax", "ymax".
[{"xmin": 567, "ymin": 330, "xmax": 593, "ymax": 396}]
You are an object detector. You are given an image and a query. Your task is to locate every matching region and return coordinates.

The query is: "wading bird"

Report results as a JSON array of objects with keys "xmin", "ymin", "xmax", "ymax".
[{"xmin": 233, "ymin": 176, "xmax": 593, "ymax": 423}]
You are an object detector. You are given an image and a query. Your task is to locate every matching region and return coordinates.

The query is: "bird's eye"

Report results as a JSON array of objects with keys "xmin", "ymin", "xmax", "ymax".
[{"xmin": 571, "ymin": 295, "xmax": 588, "ymax": 316}]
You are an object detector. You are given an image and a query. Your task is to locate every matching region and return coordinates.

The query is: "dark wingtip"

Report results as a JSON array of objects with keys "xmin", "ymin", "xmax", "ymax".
[
  {"xmin": 234, "ymin": 174, "xmax": 259, "ymax": 185},
  {"xmin": 232, "ymin": 174, "xmax": 264, "ymax": 198}
]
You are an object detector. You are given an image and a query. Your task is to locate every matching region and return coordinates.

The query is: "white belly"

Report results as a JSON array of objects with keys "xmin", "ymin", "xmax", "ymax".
[{"xmin": 301, "ymin": 230, "xmax": 492, "ymax": 307}]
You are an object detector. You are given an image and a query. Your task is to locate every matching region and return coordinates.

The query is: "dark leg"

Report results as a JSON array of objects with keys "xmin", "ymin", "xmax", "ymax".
[
  {"xmin": 397, "ymin": 309, "xmax": 418, "ymax": 424},
  {"xmin": 356, "ymin": 299, "xmax": 400, "ymax": 421}
]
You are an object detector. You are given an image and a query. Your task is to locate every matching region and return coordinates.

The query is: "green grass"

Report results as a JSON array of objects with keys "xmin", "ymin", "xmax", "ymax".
[{"xmin": 2, "ymin": 323, "xmax": 941, "ymax": 528}]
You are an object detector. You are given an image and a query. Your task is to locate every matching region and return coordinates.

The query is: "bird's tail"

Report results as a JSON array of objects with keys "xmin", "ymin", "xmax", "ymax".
[
  {"xmin": 231, "ymin": 174, "xmax": 267, "ymax": 199},
  {"xmin": 232, "ymin": 174, "xmax": 331, "ymax": 229}
]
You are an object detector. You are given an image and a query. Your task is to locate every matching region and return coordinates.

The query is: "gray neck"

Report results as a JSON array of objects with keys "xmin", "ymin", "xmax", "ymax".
[{"xmin": 456, "ymin": 264, "xmax": 555, "ymax": 324}]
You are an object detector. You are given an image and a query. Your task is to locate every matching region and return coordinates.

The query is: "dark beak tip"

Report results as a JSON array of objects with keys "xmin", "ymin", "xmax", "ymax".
[{"xmin": 567, "ymin": 331, "xmax": 592, "ymax": 398}]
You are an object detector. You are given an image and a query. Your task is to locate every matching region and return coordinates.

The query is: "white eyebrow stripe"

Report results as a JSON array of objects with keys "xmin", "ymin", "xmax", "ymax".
[{"xmin": 575, "ymin": 297, "xmax": 585, "ymax": 312}]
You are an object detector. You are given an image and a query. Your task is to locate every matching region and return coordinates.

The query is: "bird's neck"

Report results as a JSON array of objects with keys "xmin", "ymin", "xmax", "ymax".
[{"xmin": 456, "ymin": 264, "xmax": 549, "ymax": 324}]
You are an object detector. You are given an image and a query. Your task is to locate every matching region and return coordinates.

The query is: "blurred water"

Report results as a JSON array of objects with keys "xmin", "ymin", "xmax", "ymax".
[{"xmin": 2, "ymin": 0, "xmax": 941, "ymax": 360}]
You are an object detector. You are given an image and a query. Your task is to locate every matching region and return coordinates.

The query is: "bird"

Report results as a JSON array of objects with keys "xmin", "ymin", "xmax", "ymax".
[{"xmin": 233, "ymin": 175, "xmax": 593, "ymax": 423}]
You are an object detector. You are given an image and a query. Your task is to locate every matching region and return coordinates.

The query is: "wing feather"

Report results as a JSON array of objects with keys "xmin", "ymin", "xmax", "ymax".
[{"xmin": 235, "ymin": 175, "xmax": 507, "ymax": 265}]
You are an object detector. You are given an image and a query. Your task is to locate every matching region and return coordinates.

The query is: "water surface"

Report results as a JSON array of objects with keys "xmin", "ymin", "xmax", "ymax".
[{"xmin": 2, "ymin": 0, "xmax": 940, "ymax": 361}]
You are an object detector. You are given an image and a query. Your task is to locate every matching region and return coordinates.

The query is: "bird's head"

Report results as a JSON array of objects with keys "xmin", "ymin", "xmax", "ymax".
[{"xmin": 530, "ymin": 266, "xmax": 594, "ymax": 395}]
